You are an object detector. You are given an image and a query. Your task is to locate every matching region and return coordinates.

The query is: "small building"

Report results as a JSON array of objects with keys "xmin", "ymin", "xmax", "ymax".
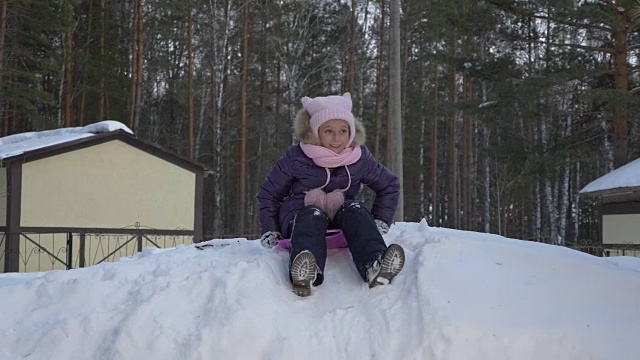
[
  {"xmin": 579, "ymin": 158, "xmax": 640, "ymax": 257},
  {"xmin": 0, "ymin": 121, "xmax": 206, "ymax": 273}
]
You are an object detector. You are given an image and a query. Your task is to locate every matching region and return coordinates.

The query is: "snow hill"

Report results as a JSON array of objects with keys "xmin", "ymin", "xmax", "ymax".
[{"xmin": 0, "ymin": 220, "xmax": 638, "ymax": 360}]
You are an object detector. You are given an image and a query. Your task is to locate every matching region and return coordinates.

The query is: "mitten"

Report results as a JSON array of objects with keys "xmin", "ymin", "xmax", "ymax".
[
  {"xmin": 260, "ymin": 231, "xmax": 281, "ymax": 249},
  {"xmin": 374, "ymin": 219, "xmax": 390, "ymax": 235}
]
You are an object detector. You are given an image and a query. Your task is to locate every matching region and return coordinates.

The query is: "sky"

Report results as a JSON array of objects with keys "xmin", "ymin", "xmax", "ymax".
[{"xmin": 0, "ymin": 220, "xmax": 638, "ymax": 360}]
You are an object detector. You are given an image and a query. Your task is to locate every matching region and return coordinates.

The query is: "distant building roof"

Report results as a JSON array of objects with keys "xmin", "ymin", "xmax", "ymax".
[
  {"xmin": 0, "ymin": 121, "xmax": 132, "ymax": 159},
  {"xmin": 0, "ymin": 121, "xmax": 207, "ymax": 173},
  {"xmin": 580, "ymin": 157, "xmax": 640, "ymax": 196}
]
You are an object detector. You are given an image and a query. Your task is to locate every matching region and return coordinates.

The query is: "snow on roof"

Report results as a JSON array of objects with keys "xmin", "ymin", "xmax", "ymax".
[
  {"xmin": 0, "ymin": 120, "xmax": 133, "ymax": 160},
  {"xmin": 580, "ymin": 157, "xmax": 640, "ymax": 194}
]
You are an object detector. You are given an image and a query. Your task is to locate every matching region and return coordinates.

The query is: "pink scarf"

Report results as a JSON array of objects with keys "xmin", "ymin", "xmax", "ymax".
[
  {"xmin": 299, "ymin": 143, "xmax": 362, "ymax": 168},
  {"xmin": 299, "ymin": 143, "xmax": 362, "ymax": 220}
]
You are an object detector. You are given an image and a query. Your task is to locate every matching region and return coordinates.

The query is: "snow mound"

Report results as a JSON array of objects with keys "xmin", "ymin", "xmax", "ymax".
[{"xmin": 0, "ymin": 222, "xmax": 638, "ymax": 360}]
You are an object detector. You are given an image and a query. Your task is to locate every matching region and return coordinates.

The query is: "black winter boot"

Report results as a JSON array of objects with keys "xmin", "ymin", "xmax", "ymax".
[
  {"xmin": 290, "ymin": 251, "xmax": 318, "ymax": 297},
  {"xmin": 288, "ymin": 206, "xmax": 329, "ymax": 287},
  {"xmin": 334, "ymin": 200, "xmax": 388, "ymax": 281},
  {"xmin": 367, "ymin": 244, "xmax": 405, "ymax": 289}
]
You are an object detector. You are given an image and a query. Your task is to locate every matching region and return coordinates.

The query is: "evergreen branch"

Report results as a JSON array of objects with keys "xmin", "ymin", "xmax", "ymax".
[
  {"xmin": 529, "ymin": 39, "xmax": 615, "ymax": 54},
  {"xmin": 630, "ymin": 0, "xmax": 640, "ymax": 29},
  {"xmin": 528, "ymin": 14, "xmax": 611, "ymax": 33},
  {"xmin": 600, "ymin": 0, "xmax": 615, "ymax": 8}
]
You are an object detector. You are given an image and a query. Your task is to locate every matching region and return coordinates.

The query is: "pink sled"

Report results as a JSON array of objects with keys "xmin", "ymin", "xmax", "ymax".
[{"xmin": 276, "ymin": 229, "xmax": 348, "ymax": 250}]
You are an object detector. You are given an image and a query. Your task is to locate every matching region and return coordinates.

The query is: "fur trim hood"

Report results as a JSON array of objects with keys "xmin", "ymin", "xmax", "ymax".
[{"xmin": 293, "ymin": 108, "xmax": 366, "ymax": 147}]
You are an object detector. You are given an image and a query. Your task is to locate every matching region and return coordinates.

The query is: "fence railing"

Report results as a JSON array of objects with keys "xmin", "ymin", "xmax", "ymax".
[
  {"xmin": 567, "ymin": 240, "xmax": 640, "ymax": 258},
  {"xmin": 1, "ymin": 232, "xmax": 195, "ymax": 273}
]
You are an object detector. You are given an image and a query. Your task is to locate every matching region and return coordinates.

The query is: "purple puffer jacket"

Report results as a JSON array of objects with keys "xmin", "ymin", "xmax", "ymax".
[{"xmin": 257, "ymin": 144, "xmax": 399, "ymax": 238}]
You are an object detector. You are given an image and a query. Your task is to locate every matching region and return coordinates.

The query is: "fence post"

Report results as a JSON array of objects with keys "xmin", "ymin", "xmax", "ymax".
[
  {"xmin": 5, "ymin": 233, "xmax": 20, "ymax": 272},
  {"xmin": 79, "ymin": 233, "xmax": 86, "ymax": 268},
  {"xmin": 66, "ymin": 232, "xmax": 73, "ymax": 270}
]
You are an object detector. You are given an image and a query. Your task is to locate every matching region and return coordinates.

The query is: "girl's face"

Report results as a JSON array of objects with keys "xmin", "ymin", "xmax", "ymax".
[{"xmin": 318, "ymin": 119, "xmax": 350, "ymax": 154}]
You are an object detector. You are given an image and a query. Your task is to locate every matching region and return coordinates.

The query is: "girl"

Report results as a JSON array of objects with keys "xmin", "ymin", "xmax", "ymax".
[{"xmin": 257, "ymin": 92, "xmax": 405, "ymax": 297}]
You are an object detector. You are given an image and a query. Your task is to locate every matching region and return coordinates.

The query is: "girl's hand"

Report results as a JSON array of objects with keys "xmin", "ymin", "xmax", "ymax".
[{"xmin": 260, "ymin": 231, "xmax": 281, "ymax": 249}]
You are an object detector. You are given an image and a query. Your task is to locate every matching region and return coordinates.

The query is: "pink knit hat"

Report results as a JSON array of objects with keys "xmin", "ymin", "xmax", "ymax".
[{"xmin": 301, "ymin": 92, "xmax": 356, "ymax": 147}]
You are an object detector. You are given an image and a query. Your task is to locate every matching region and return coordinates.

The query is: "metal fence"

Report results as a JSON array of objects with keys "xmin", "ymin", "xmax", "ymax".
[
  {"xmin": 567, "ymin": 240, "xmax": 640, "ymax": 258},
  {"xmin": 1, "ymin": 232, "xmax": 195, "ymax": 272}
]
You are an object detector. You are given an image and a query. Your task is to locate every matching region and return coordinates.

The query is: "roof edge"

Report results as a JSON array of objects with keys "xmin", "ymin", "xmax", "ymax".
[
  {"xmin": 1, "ymin": 130, "xmax": 209, "ymax": 173},
  {"xmin": 579, "ymin": 186, "xmax": 640, "ymax": 197}
]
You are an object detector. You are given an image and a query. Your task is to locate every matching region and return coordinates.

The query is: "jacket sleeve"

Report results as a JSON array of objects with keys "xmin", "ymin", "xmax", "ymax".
[
  {"xmin": 360, "ymin": 147, "xmax": 400, "ymax": 224},
  {"xmin": 257, "ymin": 148, "xmax": 297, "ymax": 235}
]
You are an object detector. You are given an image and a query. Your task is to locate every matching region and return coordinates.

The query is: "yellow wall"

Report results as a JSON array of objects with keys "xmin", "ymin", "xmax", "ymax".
[
  {"xmin": 603, "ymin": 214, "xmax": 640, "ymax": 245},
  {"xmin": 20, "ymin": 140, "xmax": 195, "ymax": 230},
  {"xmin": 0, "ymin": 167, "xmax": 6, "ymax": 227}
]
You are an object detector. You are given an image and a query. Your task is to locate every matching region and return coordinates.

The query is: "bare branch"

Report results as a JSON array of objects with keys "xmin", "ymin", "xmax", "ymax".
[{"xmin": 530, "ymin": 14, "xmax": 611, "ymax": 33}]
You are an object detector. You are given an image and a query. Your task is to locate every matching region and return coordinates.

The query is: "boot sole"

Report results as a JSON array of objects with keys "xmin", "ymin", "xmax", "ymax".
[
  {"xmin": 369, "ymin": 244, "xmax": 405, "ymax": 289},
  {"xmin": 291, "ymin": 251, "xmax": 317, "ymax": 297}
]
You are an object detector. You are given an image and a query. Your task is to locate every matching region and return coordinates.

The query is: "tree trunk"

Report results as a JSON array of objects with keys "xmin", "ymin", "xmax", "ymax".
[
  {"xmin": 0, "ymin": 0, "xmax": 8, "ymax": 134},
  {"xmin": 374, "ymin": 0, "xmax": 385, "ymax": 160},
  {"xmin": 462, "ymin": 73, "xmax": 472, "ymax": 230},
  {"xmin": 238, "ymin": 1, "xmax": 249, "ymax": 233},
  {"xmin": 134, "ymin": 0, "xmax": 143, "ymax": 131},
  {"xmin": 431, "ymin": 55, "xmax": 439, "ymax": 226},
  {"xmin": 187, "ymin": 6, "xmax": 194, "ymax": 159},
  {"xmin": 388, "ymin": 0, "xmax": 403, "ymax": 221},
  {"xmin": 482, "ymin": 126, "xmax": 490, "ymax": 233},
  {"xmin": 345, "ymin": 0, "xmax": 356, "ymax": 93},
  {"xmin": 129, "ymin": 0, "xmax": 143, "ymax": 132},
  {"xmin": 79, "ymin": 0, "xmax": 94, "ymax": 126},
  {"xmin": 128, "ymin": 0, "xmax": 138, "ymax": 130},
  {"xmin": 611, "ymin": 26, "xmax": 629, "ymax": 168},
  {"xmin": 447, "ymin": 32, "xmax": 458, "ymax": 229},
  {"xmin": 63, "ymin": 0, "xmax": 74, "ymax": 128},
  {"xmin": 99, "ymin": 0, "xmax": 106, "ymax": 120},
  {"xmin": 276, "ymin": 60, "xmax": 281, "ymax": 123}
]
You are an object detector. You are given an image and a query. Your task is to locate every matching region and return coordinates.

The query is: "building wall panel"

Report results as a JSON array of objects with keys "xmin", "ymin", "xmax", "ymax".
[
  {"xmin": 20, "ymin": 140, "xmax": 195, "ymax": 230},
  {"xmin": 602, "ymin": 214, "xmax": 640, "ymax": 245}
]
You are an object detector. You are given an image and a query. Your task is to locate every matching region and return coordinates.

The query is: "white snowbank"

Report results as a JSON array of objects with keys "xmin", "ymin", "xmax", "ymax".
[{"xmin": 0, "ymin": 221, "xmax": 638, "ymax": 360}]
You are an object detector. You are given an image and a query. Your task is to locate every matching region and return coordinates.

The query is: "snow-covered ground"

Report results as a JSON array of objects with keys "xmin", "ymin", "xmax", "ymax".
[{"xmin": 0, "ymin": 220, "xmax": 638, "ymax": 360}]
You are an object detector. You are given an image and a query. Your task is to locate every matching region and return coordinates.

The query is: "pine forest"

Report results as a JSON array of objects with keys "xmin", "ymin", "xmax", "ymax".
[{"xmin": 0, "ymin": 0, "xmax": 638, "ymax": 245}]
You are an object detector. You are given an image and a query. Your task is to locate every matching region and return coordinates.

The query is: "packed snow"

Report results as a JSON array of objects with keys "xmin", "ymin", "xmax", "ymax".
[
  {"xmin": 1, "ymin": 221, "xmax": 638, "ymax": 360},
  {"xmin": 0, "ymin": 120, "xmax": 133, "ymax": 159}
]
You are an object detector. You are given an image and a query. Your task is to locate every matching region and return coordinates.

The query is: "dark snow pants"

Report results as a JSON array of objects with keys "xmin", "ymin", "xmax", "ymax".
[{"xmin": 288, "ymin": 200, "xmax": 388, "ymax": 286}]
